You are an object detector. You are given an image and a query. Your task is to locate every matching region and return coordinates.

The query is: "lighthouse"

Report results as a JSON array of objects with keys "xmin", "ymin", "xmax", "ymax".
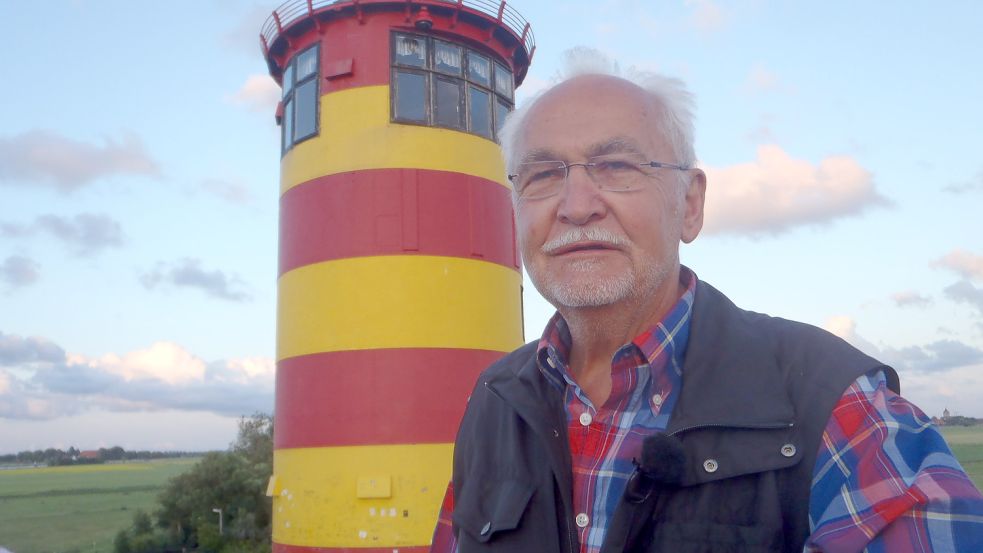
[{"xmin": 260, "ymin": 1, "xmax": 533, "ymax": 550}]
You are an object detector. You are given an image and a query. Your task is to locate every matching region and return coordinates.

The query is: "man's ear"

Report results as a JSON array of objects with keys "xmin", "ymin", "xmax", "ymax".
[{"xmin": 680, "ymin": 168, "xmax": 706, "ymax": 244}]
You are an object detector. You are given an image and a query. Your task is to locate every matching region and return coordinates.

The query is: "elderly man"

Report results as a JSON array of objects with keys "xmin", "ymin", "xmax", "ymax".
[{"xmin": 432, "ymin": 53, "xmax": 983, "ymax": 553}]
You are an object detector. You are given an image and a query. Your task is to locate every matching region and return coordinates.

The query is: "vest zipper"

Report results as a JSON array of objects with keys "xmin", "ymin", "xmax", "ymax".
[{"xmin": 668, "ymin": 420, "xmax": 794, "ymax": 437}]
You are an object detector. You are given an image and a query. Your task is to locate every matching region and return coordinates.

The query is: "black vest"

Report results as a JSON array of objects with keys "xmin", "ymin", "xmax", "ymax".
[{"xmin": 453, "ymin": 281, "xmax": 898, "ymax": 553}]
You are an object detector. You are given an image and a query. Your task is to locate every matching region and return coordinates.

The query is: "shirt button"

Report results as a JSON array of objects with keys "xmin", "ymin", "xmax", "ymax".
[
  {"xmin": 652, "ymin": 393, "xmax": 663, "ymax": 407},
  {"xmin": 703, "ymin": 459, "xmax": 719, "ymax": 473},
  {"xmin": 781, "ymin": 444, "xmax": 797, "ymax": 457},
  {"xmin": 546, "ymin": 356, "xmax": 556, "ymax": 368},
  {"xmin": 575, "ymin": 513, "xmax": 590, "ymax": 528},
  {"xmin": 480, "ymin": 521, "xmax": 491, "ymax": 535},
  {"xmin": 579, "ymin": 412, "xmax": 592, "ymax": 426}
]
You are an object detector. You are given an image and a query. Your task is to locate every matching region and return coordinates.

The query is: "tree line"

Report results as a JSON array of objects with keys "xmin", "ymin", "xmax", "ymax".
[
  {"xmin": 114, "ymin": 413, "xmax": 273, "ymax": 553},
  {"xmin": 0, "ymin": 446, "xmax": 202, "ymax": 466}
]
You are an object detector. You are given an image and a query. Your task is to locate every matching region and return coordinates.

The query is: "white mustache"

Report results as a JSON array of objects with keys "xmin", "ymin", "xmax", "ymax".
[{"xmin": 541, "ymin": 228, "xmax": 630, "ymax": 254}]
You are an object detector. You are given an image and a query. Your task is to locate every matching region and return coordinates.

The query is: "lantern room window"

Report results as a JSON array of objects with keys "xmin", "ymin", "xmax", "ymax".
[
  {"xmin": 280, "ymin": 44, "xmax": 320, "ymax": 154},
  {"xmin": 391, "ymin": 32, "xmax": 514, "ymax": 141}
]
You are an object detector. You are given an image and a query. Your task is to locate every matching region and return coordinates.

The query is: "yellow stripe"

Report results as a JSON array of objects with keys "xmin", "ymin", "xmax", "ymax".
[
  {"xmin": 272, "ymin": 444, "xmax": 452, "ymax": 547},
  {"xmin": 277, "ymin": 255, "xmax": 523, "ymax": 361},
  {"xmin": 280, "ymin": 85, "xmax": 510, "ymax": 193}
]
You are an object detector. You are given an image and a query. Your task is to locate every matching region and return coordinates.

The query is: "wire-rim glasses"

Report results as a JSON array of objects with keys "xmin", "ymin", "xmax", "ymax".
[{"xmin": 508, "ymin": 154, "xmax": 690, "ymax": 200}]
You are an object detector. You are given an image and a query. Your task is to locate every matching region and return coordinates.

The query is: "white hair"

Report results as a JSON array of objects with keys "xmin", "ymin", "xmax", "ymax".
[{"xmin": 499, "ymin": 47, "xmax": 697, "ymax": 177}]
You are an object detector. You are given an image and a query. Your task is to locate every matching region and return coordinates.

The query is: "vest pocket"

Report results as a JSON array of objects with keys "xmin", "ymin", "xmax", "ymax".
[
  {"xmin": 453, "ymin": 478, "xmax": 534, "ymax": 543},
  {"xmin": 646, "ymin": 521, "xmax": 782, "ymax": 553}
]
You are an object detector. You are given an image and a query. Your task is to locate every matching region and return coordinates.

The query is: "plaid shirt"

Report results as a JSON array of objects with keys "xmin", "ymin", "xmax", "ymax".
[{"xmin": 432, "ymin": 270, "xmax": 983, "ymax": 552}]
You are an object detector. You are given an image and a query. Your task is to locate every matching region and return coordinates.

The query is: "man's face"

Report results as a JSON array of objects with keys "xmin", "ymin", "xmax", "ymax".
[{"xmin": 513, "ymin": 75, "xmax": 705, "ymax": 310}]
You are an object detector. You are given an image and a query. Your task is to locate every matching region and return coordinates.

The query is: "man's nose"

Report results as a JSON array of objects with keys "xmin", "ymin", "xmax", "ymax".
[{"xmin": 556, "ymin": 164, "xmax": 606, "ymax": 225}]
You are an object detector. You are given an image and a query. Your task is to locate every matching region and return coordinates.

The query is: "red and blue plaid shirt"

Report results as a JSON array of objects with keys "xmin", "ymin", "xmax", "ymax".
[{"xmin": 432, "ymin": 269, "xmax": 983, "ymax": 552}]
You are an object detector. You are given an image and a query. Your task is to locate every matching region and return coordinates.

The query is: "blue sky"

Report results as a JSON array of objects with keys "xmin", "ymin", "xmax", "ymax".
[{"xmin": 1, "ymin": 0, "xmax": 981, "ymax": 454}]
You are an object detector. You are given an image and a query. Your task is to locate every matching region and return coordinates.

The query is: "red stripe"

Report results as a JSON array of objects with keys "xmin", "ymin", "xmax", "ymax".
[
  {"xmin": 274, "ymin": 544, "xmax": 428, "ymax": 553},
  {"xmin": 279, "ymin": 169, "xmax": 518, "ymax": 275},
  {"xmin": 274, "ymin": 348, "xmax": 504, "ymax": 449}
]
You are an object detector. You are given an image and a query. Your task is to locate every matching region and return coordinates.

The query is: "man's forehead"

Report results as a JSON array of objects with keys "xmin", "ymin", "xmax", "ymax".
[
  {"xmin": 518, "ymin": 137, "xmax": 647, "ymax": 163},
  {"xmin": 517, "ymin": 76, "xmax": 667, "ymax": 160}
]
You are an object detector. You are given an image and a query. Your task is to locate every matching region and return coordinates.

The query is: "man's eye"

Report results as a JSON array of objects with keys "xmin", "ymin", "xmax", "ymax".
[
  {"xmin": 594, "ymin": 159, "xmax": 636, "ymax": 173},
  {"xmin": 528, "ymin": 168, "xmax": 565, "ymax": 182}
]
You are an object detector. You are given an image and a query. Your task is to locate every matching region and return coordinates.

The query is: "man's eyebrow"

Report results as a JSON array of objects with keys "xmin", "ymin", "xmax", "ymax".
[
  {"xmin": 588, "ymin": 137, "xmax": 645, "ymax": 157},
  {"xmin": 517, "ymin": 148, "xmax": 563, "ymax": 164}
]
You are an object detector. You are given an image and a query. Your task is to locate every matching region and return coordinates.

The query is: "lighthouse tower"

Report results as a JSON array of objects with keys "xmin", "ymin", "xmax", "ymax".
[{"xmin": 260, "ymin": 1, "xmax": 533, "ymax": 550}]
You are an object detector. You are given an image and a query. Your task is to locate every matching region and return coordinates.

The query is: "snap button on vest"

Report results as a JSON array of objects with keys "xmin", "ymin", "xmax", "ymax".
[
  {"xmin": 481, "ymin": 521, "xmax": 491, "ymax": 535},
  {"xmin": 703, "ymin": 459, "xmax": 719, "ymax": 473},
  {"xmin": 781, "ymin": 444, "xmax": 797, "ymax": 457}
]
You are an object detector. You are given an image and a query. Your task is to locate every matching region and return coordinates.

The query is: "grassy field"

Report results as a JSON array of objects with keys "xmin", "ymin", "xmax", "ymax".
[
  {"xmin": 942, "ymin": 425, "xmax": 983, "ymax": 490},
  {"xmin": 1, "ymin": 429, "xmax": 981, "ymax": 553},
  {"xmin": 0, "ymin": 458, "xmax": 199, "ymax": 553}
]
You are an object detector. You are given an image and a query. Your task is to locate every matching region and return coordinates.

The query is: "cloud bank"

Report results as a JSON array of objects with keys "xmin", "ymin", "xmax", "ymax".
[
  {"xmin": 0, "ymin": 130, "xmax": 160, "ymax": 192},
  {"xmin": 702, "ymin": 145, "xmax": 889, "ymax": 236},
  {"xmin": 2, "ymin": 213, "xmax": 124, "ymax": 255},
  {"xmin": 141, "ymin": 258, "xmax": 251, "ymax": 302},
  {"xmin": 891, "ymin": 290, "xmax": 931, "ymax": 308},
  {"xmin": 826, "ymin": 316, "xmax": 983, "ymax": 373},
  {"xmin": 935, "ymin": 249, "xmax": 983, "ymax": 281},
  {"xmin": 823, "ymin": 317, "xmax": 983, "ymax": 416},
  {"xmin": 0, "ymin": 331, "xmax": 273, "ymax": 421},
  {"xmin": 0, "ymin": 255, "xmax": 41, "ymax": 289}
]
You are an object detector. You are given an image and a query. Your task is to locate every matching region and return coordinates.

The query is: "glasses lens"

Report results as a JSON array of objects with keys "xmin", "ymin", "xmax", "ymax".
[
  {"xmin": 589, "ymin": 154, "xmax": 645, "ymax": 192},
  {"xmin": 516, "ymin": 161, "xmax": 567, "ymax": 198}
]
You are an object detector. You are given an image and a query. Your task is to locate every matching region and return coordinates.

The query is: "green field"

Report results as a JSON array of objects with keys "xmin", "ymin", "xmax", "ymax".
[
  {"xmin": 1, "ymin": 429, "xmax": 982, "ymax": 553},
  {"xmin": 0, "ymin": 458, "xmax": 199, "ymax": 553},
  {"xmin": 942, "ymin": 425, "xmax": 983, "ymax": 490}
]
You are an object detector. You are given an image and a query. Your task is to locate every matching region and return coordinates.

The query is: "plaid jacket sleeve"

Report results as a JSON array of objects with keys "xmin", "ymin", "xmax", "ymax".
[
  {"xmin": 806, "ymin": 370, "xmax": 983, "ymax": 552},
  {"xmin": 431, "ymin": 481, "xmax": 458, "ymax": 552}
]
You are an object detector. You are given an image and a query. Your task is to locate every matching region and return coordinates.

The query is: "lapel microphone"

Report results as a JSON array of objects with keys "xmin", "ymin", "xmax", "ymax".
[
  {"xmin": 626, "ymin": 432, "xmax": 686, "ymax": 502},
  {"xmin": 601, "ymin": 433, "xmax": 686, "ymax": 553}
]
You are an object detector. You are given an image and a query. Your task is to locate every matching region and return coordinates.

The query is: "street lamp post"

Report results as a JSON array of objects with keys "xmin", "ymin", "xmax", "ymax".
[{"xmin": 211, "ymin": 507, "xmax": 223, "ymax": 535}]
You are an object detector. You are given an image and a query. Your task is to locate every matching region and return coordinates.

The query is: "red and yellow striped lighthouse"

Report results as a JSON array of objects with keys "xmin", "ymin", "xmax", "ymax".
[{"xmin": 260, "ymin": 1, "xmax": 533, "ymax": 550}]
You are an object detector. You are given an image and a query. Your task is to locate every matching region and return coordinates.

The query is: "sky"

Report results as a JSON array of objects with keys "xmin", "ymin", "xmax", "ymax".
[{"xmin": 1, "ymin": 0, "xmax": 982, "ymax": 454}]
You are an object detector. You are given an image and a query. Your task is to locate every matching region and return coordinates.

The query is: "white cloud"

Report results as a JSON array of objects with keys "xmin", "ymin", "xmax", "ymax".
[
  {"xmin": 891, "ymin": 290, "xmax": 931, "ymax": 308},
  {"xmin": 2, "ymin": 213, "xmax": 124, "ymax": 256},
  {"xmin": 935, "ymin": 249, "xmax": 983, "ymax": 281},
  {"xmin": 201, "ymin": 178, "xmax": 253, "ymax": 205},
  {"xmin": 141, "ymin": 258, "xmax": 251, "ymax": 302},
  {"xmin": 686, "ymin": 0, "xmax": 726, "ymax": 33},
  {"xmin": 746, "ymin": 65, "xmax": 777, "ymax": 92},
  {"xmin": 944, "ymin": 280, "xmax": 983, "ymax": 317},
  {"xmin": 702, "ymin": 145, "xmax": 890, "ymax": 236},
  {"xmin": 81, "ymin": 342, "xmax": 207, "ymax": 385},
  {"xmin": 228, "ymin": 74, "xmax": 281, "ymax": 113},
  {"xmin": 0, "ymin": 130, "xmax": 160, "ymax": 192},
  {"xmin": 0, "ymin": 332, "xmax": 273, "ymax": 421},
  {"xmin": 0, "ymin": 255, "xmax": 41, "ymax": 289},
  {"xmin": 943, "ymin": 168, "xmax": 983, "ymax": 194},
  {"xmin": 822, "ymin": 316, "xmax": 983, "ymax": 416},
  {"xmin": 825, "ymin": 316, "xmax": 983, "ymax": 373}
]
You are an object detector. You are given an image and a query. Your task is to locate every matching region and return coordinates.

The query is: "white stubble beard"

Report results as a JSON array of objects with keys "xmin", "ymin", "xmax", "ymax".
[{"xmin": 526, "ymin": 227, "xmax": 675, "ymax": 309}]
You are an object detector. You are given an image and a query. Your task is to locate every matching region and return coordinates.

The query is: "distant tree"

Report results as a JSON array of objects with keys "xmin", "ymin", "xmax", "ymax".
[{"xmin": 116, "ymin": 413, "xmax": 273, "ymax": 553}]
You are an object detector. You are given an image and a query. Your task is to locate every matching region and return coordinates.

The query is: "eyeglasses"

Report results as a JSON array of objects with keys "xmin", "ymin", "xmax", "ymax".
[{"xmin": 508, "ymin": 154, "xmax": 690, "ymax": 200}]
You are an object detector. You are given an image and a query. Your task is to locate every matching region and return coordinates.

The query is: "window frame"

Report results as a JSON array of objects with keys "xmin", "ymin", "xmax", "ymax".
[
  {"xmin": 389, "ymin": 32, "xmax": 514, "ymax": 142},
  {"xmin": 280, "ymin": 43, "xmax": 320, "ymax": 154},
  {"xmin": 392, "ymin": 67, "xmax": 430, "ymax": 124}
]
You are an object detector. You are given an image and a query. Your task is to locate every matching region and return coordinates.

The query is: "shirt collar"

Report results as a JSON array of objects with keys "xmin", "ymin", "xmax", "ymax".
[{"xmin": 536, "ymin": 266, "xmax": 697, "ymax": 390}]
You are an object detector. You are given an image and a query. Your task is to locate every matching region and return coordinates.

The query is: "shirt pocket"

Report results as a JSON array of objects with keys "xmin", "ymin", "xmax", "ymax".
[{"xmin": 453, "ymin": 478, "xmax": 534, "ymax": 543}]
